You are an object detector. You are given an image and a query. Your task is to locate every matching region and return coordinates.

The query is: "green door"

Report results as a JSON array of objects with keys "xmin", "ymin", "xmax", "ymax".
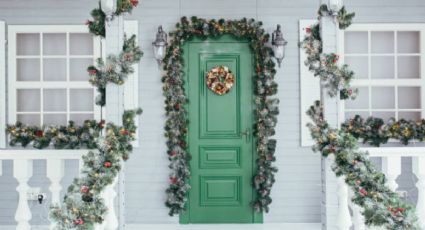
[{"xmin": 183, "ymin": 36, "xmax": 258, "ymax": 223}]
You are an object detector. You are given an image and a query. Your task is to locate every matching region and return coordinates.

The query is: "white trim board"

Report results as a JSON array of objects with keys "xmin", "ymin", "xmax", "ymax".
[
  {"xmin": 125, "ymin": 223, "xmax": 322, "ymax": 230},
  {"xmin": 0, "ymin": 21, "xmax": 5, "ymax": 149},
  {"xmin": 299, "ymin": 19, "xmax": 320, "ymax": 147}
]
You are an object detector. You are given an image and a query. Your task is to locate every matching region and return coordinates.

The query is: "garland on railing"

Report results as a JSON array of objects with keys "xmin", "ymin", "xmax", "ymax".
[
  {"xmin": 307, "ymin": 102, "xmax": 419, "ymax": 229},
  {"xmin": 162, "ymin": 17, "xmax": 278, "ymax": 215},
  {"xmin": 47, "ymin": 1, "xmax": 142, "ymax": 229},
  {"xmin": 86, "ymin": 0, "xmax": 139, "ymax": 37},
  {"xmin": 50, "ymin": 109, "xmax": 142, "ymax": 229},
  {"xmin": 87, "ymin": 35, "xmax": 143, "ymax": 106},
  {"xmin": 342, "ymin": 115, "xmax": 425, "ymax": 146},
  {"xmin": 6, "ymin": 120, "xmax": 103, "ymax": 149},
  {"xmin": 300, "ymin": 5, "xmax": 357, "ymax": 100},
  {"xmin": 304, "ymin": 4, "xmax": 420, "ymax": 230}
]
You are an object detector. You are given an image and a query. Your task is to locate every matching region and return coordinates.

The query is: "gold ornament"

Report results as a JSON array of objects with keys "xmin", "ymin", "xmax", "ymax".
[{"xmin": 206, "ymin": 66, "xmax": 235, "ymax": 95}]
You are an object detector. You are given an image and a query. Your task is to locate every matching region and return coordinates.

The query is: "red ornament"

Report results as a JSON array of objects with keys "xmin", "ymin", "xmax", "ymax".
[
  {"xmin": 74, "ymin": 218, "xmax": 84, "ymax": 225},
  {"xmin": 35, "ymin": 130, "xmax": 44, "ymax": 137},
  {"xmin": 332, "ymin": 54, "xmax": 339, "ymax": 63},
  {"xmin": 170, "ymin": 176, "xmax": 178, "ymax": 184},
  {"xmin": 130, "ymin": 0, "xmax": 139, "ymax": 7},
  {"xmin": 397, "ymin": 207, "xmax": 406, "ymax": 213},
  {"xmin": 103, "ymin": 161, "xmax": 112, "ymax": 168},
  {"xmin": 169, "ymin": 151, "xmax": 177, "ymax": 157},
  {"xmin": 359, "ymin": 188, "xmax": 368, "ymax": 197},
  {"xmin": 306, "ymin": 27, "xmax": 311, "ymax": 33},
  {"xmin": 120, "ymin": 129, "xmax": 129, "ymax": 135},
  {"xmin": 88, "ymin": 69, "xmax": 97, "ymax": 75},
  {"xmin": 80, "ymin": 185, "xmax": 89, "ymax": 194},
  {"xmin": 98, "ymin": 120, "xmax": 105, "ymax": 128},
  {"xmin": 174, "ymin": 104, "xmax": 181, "ymax": 110}
]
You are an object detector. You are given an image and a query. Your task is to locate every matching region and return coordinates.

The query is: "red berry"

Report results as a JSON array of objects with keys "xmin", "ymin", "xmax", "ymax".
[
  {"xmin": 359, "ymin": 188, "xmax": 368, "ymax": 196},
  {"xmin": 104, "ymin": 161, "xmax": 112, "ymax": 168},
  {"xmin": 130, "ymin": 0, "xmax": 139, "ymax": 7},
  {"xmin": 88, "ymin": 69, "xmax": 97, "ymax": 75},
  {"xmin": 35, "ymin": 130, "xmax": 44, "ymax": 137},
  {"xmin": 120, "ymin": 129, "xmax": 129, "ymax": 135},
  {"xmin": 170, "ymin": 176, "xmax": 178, "ymax": 184},
  {"xmin": 80, "ymin": 185, "xmax": 89, "ymax": 194},
  {"xmin": 306, "ymin": 27, "xmax": 311, "ymax": 33}
]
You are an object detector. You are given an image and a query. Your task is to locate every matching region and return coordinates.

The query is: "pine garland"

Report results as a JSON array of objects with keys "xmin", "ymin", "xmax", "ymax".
[
  {"xmin": 300, "ymin": 5, "xmax": 357, "ymax": 100},
  {"xmin": 46, "ymin": 1, "xmax": 142, "ymax": 228},
  {"xmin": 304, "ymin": 4, "xmax": 420, "ymax": 229},
  {"xmin": 86, "ymin": 0, "xmax": 139, "ymax": 37},
  {"xmin": 307, "ymin": 102, "xmax": 419, "ymax": 229},
  {"xmin": 50, "ymin": 109, "xmax": 142, "ymax": 229},
  {"xmin": 87, "ymin": 35, "xmax": 143, "ymax": 106},
  {"xmin": 6, "ymin": 120, "xmax": 103, "ymax": 149},
  {"xmin": 342, "ymin": 115, "xmax": 425, "ymax": 146},
  {"xmin": 162, "ymin": 17, "xmax": 279, "ymax": 215}
]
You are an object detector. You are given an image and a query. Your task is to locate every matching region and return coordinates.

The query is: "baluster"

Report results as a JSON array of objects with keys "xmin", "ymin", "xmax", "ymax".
[
  {"xmin": 13, "ymin": 159, "xmax": 33, "ymax": 230},
  {"xmin": 104, "ymin": 176, "xmax": 119, "ymax": 230},
  {"xmin": 351, "ymin": 197, "xmax": 365, "ymax": 230},
  {"xmin": 381, "ymin": 156, "xmax": 401, "ymax": 191},
  {"xmin": 0, "ymin": 160, "xmax": 3, "ymax": 176},
  {"xmin": 413, "ymin": 156, "xmax": 425, "ymax": 228},
  {"xmin": 337, "ymin": 176, "xmax": 352, "ymax": 230},
  {"xmin": 47, "ymin": 159, "xmax": 65, "ymax": 230}
]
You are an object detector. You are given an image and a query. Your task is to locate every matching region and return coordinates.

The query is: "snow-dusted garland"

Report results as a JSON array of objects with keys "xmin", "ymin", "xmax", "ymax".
[
  {"xmin": 162, "ymin": 17, "xmax": 279, "ymax": 215},
  {"xmin": 301, "ymin": 5, "xmax": 356, "ymax": 100},
  {"xmin": 304, "ymin": 5, "xmax": 420, "ymax": 229},
  {"xmin": 47, "ymin": 1, "xmax": 142, "ymax": 229},
  {"xmin": 87, "ymin": 35, "xmax": 143, "ymax": 106}
]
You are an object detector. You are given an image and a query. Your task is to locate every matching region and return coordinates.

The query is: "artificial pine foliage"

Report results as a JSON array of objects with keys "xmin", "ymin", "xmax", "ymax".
[
  {"xmin": 307, "ymin": 102, "xmax": 419, "ymax": 229},
  {"xmin": 304, "ymin": 4, "xmax": 420, "ymax": 230},
  {"xmin": 87, "ymin": 35, "xmax": 143, "ymax": 106},
  {"xmin": 162, "ymin": 16, "xmax": 279, "ymax": 215},
  {"xmin": 6, "ymin": 120, "xmax": 103, "ymax": 149},
  {"xmin": 50, "ymin": 109, "xmax": 142, "ymax": 229},
  {"xmin": 300, "ymin": 5, "xmax": 357, "ymax": 100}
]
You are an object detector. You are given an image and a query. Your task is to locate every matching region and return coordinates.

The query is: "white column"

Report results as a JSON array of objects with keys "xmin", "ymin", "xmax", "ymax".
[
  {"xmin": 47, "ymin": 159, "xmax": 65, "ymax": 229},
  {"xmin": 95, "ymin": 15, "xmax": 125, "ymax": 230},
  {"xmin": 382, "ymin": 156, "xmax": 401, "ymax": 191},
  {"xmin": 319, "ymin": 1, "xmax": 342, "ymax": 229},
  {"xmin": 413, "ymin": 156, "xmax": 425, "ymax": 228},
  {"xmin": 13, "ymin": 159, "xmax": 33, "ymax": 230},
  {"xmin": 337, "ymin": 176, "xmax": 352, "ymax": 230}
]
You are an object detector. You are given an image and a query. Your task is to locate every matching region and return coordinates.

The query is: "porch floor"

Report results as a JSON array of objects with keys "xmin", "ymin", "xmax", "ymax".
[{"xmin": 126, "ymin": 223, "xmax": 322, "ymax": 230}]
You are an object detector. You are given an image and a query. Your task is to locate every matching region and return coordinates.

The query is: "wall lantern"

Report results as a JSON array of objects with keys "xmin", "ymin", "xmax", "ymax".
[
  {"xmin": 271, "ymin": 25, "xmax": 288, "ymax": 68},
  {"xmin": 101, "ymin": 0, "xmax": 117, "ymax": 21},
  {"xmin": 328, "ymin": 0, "xmax": 342, "ymax": 15},
  {"xmin": 152, "ymin": 26, "xmax": 168, "ymax": 66}
]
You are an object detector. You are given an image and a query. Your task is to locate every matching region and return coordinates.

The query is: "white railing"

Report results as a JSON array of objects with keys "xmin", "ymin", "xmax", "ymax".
[
  {"xmin": 0, "ymin": 149, "xmax": 119, "ymax": 230},
  {"xmin": 336, "ymin": 147, "xmax": 425, "ymax": 230}
]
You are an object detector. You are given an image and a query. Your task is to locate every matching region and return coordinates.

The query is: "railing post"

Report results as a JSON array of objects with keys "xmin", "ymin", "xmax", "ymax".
[
  {"xmin": 382, "ymin": 156, "xmax": 401, "ymax": 191},
  {"xmin": 337, "ymin": 176, "xmax": 352, "ymax": 230},
  {"xmin": 47, "ymin": 158, "xmax": 65, "ymax": 229},
  {"xmin": 413, "ymin": 156, "xmax": 425, "ymax": 228},
  {"xmin": 13, "ymin": 159, "xmax": 33, "ymax": 230}
]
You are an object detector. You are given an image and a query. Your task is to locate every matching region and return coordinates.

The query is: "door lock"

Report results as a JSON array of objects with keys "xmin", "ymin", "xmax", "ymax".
[{"xmin": 240, "ymin": 128, "xmax": 251, "ymax": 142}]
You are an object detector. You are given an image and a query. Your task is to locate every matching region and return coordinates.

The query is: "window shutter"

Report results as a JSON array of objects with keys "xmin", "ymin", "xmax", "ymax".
[
  {"xmin": 0, "ymin": 21, "xmax": 5, "ymax": 148},
  {"xmin": 299, "ymin": 20, "xmax": 320, "ymax": 147},
  {"xmin": 123, "ymin": 20, "xmax": 139, "ymax": 147}
]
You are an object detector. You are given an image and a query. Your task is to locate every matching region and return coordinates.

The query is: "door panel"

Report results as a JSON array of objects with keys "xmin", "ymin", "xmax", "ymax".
[{"xmin": 185, "ymin": 38, "xmax": 255, "ymax": 223}]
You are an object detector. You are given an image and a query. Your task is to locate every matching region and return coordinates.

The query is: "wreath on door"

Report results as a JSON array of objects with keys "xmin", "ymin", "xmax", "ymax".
[
  {"xmin": 162, "ymin": 17, "xmax": 279, "ymax": 216},
  {"xmin": 206, "ymin": 66, "xmax": 235, "ymax": 95}
]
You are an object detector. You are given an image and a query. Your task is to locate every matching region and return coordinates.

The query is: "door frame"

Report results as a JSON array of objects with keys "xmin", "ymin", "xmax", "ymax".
[{"xmin": 179, "ymin": 35, "xmax": 263, "ymax": 224}]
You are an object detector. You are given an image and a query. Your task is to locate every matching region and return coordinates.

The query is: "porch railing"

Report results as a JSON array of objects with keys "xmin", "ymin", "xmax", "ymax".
[
  {"xmin": 336, "ymin": 147, "xmax": 425, "ymax": 230},
  {"xmin": 0, "ymin": 149, "xmax": 118, "ymax": 230}
]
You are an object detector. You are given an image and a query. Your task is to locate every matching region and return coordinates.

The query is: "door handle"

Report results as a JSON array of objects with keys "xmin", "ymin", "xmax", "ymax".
[{"xmin": 240, "ymin": 128, "xmax": 251, "ymax": 142}]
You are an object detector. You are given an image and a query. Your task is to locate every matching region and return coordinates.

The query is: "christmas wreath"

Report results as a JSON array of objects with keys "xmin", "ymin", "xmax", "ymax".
[{"xmin": 206, "ymin": 66, "xmax": 235, "ymax": 95}]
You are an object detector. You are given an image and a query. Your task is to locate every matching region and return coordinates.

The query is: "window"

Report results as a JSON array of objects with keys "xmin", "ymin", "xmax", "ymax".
[
  {"xmin": 8, "ymin": 25, "xmax": 101, "ymax": 126},
  {"xmin": 340, "ymin": 24, "xmax": 425, "ymax": 121}
]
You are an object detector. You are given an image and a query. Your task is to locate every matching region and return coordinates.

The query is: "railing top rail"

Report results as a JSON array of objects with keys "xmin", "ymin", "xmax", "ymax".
[
  {"xmin": 361, "ymin": 147, "xmax": 425, "ymax": 157},
  {"xmin": 0, "ymin": 149, "xmax": 88, "ymax": 160}
]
